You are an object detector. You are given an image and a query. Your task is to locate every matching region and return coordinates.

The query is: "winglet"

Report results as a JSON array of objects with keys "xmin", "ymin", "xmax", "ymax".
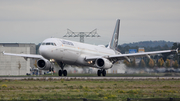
[
  {"xmin": 176, "ymin": 48, "xmax": 178, "ymax": 53},
  {"xmin": 171, "ymin": 48, "xmax": 178, "ymax": 54},
  {"xmin": 108, "ymin": 19, "xmax": 120, "ymax": 50}
]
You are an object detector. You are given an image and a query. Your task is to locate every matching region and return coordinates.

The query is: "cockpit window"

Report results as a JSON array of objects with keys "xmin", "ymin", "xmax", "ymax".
[
  {"xmin": 41, "ymin": 42, "xmax": 56, "ymax": 46},
  {"xmin": 53, "ymin": 43, "xmax": 56, "ymax": 46},
  {"xmin": 42, "ymin": 43, "xmax": 45, "ymax": 45},
  {"xmin": 46, "ymin": 43, "xmax": 51, "ymax": 45}
]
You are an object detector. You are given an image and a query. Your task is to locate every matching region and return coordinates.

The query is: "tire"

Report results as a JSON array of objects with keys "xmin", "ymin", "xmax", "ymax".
[
  {"xmin": 97, "ymin": 70, "xmax": 101, "ymax": 76},
  {"xmin": 102, "ymin": 69, "xmax": 106, "ymax": 76},
  {"xmin": 63, "ymin": 70, "xmax": 67, "ymax": 76},
  {"xmin": 58, "ymin": 70, "xmax": 62, "ymax": 76}
]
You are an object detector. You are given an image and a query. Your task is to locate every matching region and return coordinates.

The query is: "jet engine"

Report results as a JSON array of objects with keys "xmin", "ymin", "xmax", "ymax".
[
  {"xmin": 95, "ymin": 58, "xmax": 113, "ymax": 69},
  {"xmin": 37, "ymin": 59, "xmax": 51, "ymax": 70}
]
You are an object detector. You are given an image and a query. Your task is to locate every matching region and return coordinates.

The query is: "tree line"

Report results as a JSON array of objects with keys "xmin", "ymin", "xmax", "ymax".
[
  {"xmin": 123, "ymin": 58, "xmax": 179, "ymax": 68},
  {"xmin": 118, "ymin": 44, "xmax": 171, "ymax": 54}
]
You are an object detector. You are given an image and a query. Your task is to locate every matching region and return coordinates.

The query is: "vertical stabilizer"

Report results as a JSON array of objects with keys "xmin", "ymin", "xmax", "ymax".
[{"xmin": 108, "ymin": 19, "xmax": 120, "ymax": 50}]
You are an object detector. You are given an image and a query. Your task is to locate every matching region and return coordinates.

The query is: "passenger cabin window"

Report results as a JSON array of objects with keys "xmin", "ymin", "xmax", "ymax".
[{"xmin": 41, "ymin": 42, "xmax": 56, "ymax": 46}]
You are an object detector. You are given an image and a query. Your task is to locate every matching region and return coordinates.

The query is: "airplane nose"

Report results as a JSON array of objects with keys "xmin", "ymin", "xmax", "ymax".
[
  {"xmin": 39, "ymin": 45, "xmax": 50, "ymax": 59},
  {"xmin": 39, "ymin": 45, "xmax": 44, "ymax": 55}
]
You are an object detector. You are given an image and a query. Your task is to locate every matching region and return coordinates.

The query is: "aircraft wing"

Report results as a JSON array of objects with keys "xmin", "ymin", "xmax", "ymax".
[
  {"xmin": 85, "ymin": 49, "xmax": 178, "ymax": 62},
  {"xmin": 2, "ymin": 51, "xmax": 43, "ymax": 59}
]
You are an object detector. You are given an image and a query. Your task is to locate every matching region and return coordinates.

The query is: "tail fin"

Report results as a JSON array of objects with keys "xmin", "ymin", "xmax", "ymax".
[{"xmin": 107, "ymin": 19, "xmax": 120, "ymax": 50}]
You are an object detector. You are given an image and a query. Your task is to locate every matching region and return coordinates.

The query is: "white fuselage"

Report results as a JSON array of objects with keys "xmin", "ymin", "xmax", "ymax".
[{"xmin": 39, "ymin": 38, "xmax": 116, "ymax": 66}]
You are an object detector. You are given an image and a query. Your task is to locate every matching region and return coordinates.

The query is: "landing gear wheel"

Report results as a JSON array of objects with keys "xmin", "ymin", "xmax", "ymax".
[
  {"xmin": 63, "ymin": 70, "xmax": 67, "ymax": 76},
  {"xmin": 102, "ymin": 69, "xmax": 106, "ymax": 76},
  {"xmin": 97, "ymin": 70, "xmax": 101, "ymax": 76},
  {"xmin": 58, "ymin": 62, "xmax": 68, "ymax": 76},
  {"xmin": 58, "ymin": 70, "xmax": 62, "ymax": 76}
]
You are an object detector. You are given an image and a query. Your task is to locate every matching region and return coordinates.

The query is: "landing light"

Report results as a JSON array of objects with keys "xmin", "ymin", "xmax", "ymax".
[
  {"xmin": 50, "ymin": 59, "xmax": 55, "ymax": 63},
  {"xmin": 88, "ymin": 61, "xmax": 93, "ymax": 64}
]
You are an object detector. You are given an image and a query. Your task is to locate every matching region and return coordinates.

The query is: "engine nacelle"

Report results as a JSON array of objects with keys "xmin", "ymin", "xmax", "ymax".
[
  {"xmin": 95, "ymin": 58, "xmax": 113, "ymax": 69},
  {"xmin": 37, "ymin": 59, "xmax": 51, "ymax": 70}
]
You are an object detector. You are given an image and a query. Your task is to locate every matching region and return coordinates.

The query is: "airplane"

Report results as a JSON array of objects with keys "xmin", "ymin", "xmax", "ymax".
[{"xmin": 3, "ymin": 19, "xmax": 178, "ymax": 76}]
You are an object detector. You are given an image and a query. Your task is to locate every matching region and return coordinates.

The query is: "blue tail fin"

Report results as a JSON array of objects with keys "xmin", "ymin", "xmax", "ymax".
[{"xmin": 108, "ymin": 19, "xmax": 120, "ymax": 50}]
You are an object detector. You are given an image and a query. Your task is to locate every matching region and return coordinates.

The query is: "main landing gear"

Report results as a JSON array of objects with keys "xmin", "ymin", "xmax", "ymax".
[
  {"xmin": 97, "ymin": 69, "xmax": 106, "ymax": 76},
  {"xmin": 58, "ymin": 62, "xmax": 67, "ymax": 76},
  {"xmin": 58, "ymin": 70, "xmax": 67, "ymax": 76}
]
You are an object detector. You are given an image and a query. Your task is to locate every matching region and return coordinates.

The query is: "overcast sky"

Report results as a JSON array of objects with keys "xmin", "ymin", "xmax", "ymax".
[{"xmin": 0, "ymin": 0, "xmax": 180, "ymax": 45}]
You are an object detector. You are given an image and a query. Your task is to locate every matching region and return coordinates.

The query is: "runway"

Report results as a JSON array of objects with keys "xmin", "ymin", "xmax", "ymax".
[{"xmin": 1, "ymin": 76, "xmax": 180, "ymax": 80}]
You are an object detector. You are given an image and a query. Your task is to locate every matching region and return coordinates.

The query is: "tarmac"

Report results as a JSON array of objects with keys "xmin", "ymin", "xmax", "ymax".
[{"xmin": 0, "ymin": 76, "xmax": 180, "ymax": 80}]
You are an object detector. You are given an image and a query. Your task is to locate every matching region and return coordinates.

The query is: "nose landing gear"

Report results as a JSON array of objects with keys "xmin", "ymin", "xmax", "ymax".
[{"xmin": 97, "ymin": 69, "xmax": 106, "ymax": 76}]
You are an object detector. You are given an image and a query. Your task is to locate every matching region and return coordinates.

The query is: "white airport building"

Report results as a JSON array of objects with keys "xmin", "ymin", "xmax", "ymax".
[{"xmin": 0, "ymin": 43, "xmax": 36, "ymax": 75}]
